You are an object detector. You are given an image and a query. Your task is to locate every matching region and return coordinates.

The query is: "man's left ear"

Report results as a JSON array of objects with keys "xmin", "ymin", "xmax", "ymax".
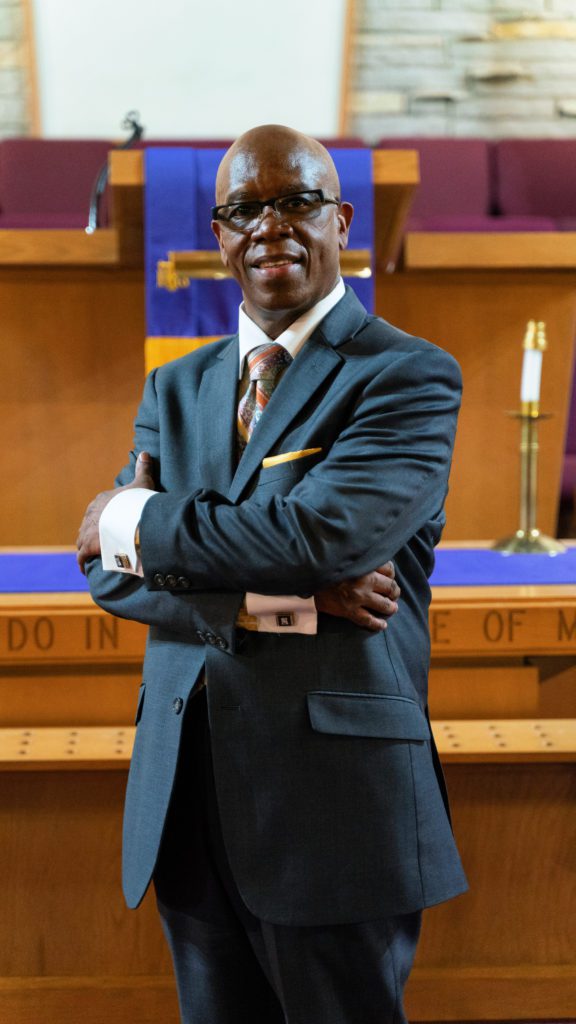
[{"xmin": 338, "ymin": 202, "xmax": 354, "ymax": 250}]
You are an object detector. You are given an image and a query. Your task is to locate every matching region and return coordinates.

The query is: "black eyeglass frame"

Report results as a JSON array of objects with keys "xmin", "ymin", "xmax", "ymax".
[{"xmin": 211, "ymin": 188, "xmax": 340, "ymax": 225}]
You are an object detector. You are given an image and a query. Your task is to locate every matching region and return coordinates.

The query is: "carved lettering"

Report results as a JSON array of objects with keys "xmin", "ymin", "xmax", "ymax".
[
  {"xmin": 34, "ymin": 617, "xmax": 54, "ymax": 651},
  {"xmin": 558, "ymin": 610, "xmax": 576, "ymax": 642},
  {"xmin": 482, "ymin": 609, "xmax": 526, "ymax": 643},
  {"xmin": 6, "ymin": 616, "xmax": 54, "ymax": 652},
  {"xmin": 99, "ymin": 617, "xmax": 118, "ymax": 650},
  {"xmin": 483, "ymin": 610, "xmax": 504, "ymax": 642},
  {"xmin": 431, "ymin": 610, "xmax": 451, "ymax": 645},
  {"xmin": 8, "ymin": 618, "xmax": 27, "ymax": 651},
  {"xmin": 507, "ymin": 609, "xmax": 526, "ymax": 641}
]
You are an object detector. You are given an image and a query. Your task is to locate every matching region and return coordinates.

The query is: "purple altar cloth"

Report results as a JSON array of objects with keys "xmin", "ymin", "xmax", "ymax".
[
  {"xmin": 0, "ymin": 553, "xmax": 90, "ymax": 593},
  {"xmin": 0, "ymin": 548, "xmax": 574, "ymax": 595},
  {"xmin": 430, "ymin": 547, "xmax": 576, "ymax": 587}
]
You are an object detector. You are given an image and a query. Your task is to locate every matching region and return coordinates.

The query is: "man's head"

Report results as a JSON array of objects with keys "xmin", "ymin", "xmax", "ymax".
[{"xmin": 211, "ymin": 125, "xmax": 353, "ymax": 338}]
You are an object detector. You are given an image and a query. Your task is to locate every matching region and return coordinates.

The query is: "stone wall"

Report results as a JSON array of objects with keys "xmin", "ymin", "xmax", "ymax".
[
  {"xmin": 347, "ymin": 0, "xmax": 576, "ymax": 138},
  {"xmin": 0, "ymin": 0, "xmax": 33, "ymax": 138}
]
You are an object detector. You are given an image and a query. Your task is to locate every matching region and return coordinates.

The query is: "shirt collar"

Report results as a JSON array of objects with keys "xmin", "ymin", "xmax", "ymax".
[{"xmin": 238, "ymin": 278, "xmax": 346, "ymax": 378}]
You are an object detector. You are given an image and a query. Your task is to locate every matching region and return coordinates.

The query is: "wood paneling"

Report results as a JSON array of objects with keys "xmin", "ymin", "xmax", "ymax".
[
  {"xmin": 406, "ymin": 763, "xmax": 576, "ymax": 1019},
  {"xmin": 407, "ymin": 230, "xmax": 576, "ymax": 269},
  {"xmin": 0, "ymin": 977, "xmax": 179, "ymax": 1024},
  {"xmin": 0, "ymin": 230, "xmax": 119, "ymax": 265},
  {"xmin": 1, "ymin": 269, "xmax": 145, "ymax": 545},
  {"xmin": 377, "ymin": 272, "xmax": 576, "ymax": 539}
]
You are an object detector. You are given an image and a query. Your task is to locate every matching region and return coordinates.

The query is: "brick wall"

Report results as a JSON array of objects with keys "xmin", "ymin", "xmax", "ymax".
[
  {"xmin": 0, "ymin": 0, "xmax": 32, "ymax": 138},
  {"xmin": 347, "ymin": 0, "xmax": 576, "ymax": 139}
]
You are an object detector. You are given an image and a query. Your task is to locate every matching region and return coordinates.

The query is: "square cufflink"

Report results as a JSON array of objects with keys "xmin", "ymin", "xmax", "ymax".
[
  {"xmin": 114, "ymin": 553, "xmax": 132, "ymax": 569},
  {"xmin": 276, "ymin": 613, "xmax": 295, "ymax": 627}
]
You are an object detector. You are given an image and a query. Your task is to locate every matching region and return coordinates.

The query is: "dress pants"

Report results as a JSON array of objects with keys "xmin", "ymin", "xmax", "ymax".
[{"xmin": 153, "ymin": 687, "xmax": 422, "ymax": 1024}]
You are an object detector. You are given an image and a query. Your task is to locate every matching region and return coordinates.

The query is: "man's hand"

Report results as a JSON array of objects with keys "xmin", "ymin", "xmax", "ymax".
[
  {"xmin": 314, "ymin": 562, "xmax": 400, "ymax": 632},
  {"xmin": 76, "ymin": 451, "xmax": 156, "ymax": 574}
]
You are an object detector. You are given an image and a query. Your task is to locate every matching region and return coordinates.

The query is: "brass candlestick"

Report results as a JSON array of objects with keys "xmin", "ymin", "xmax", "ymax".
[{"xmin": 493, "ymin": 321, "xmax": 566, "ymax": 555}]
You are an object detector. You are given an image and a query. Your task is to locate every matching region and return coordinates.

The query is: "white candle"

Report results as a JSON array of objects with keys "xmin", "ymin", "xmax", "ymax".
[{"xmin": 521, "ymin": 347, "xmax": 543, "ymax": 403}]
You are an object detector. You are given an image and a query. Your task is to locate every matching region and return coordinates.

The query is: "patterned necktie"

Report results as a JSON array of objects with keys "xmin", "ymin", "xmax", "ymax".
[{"xmin": 237, "ymin": 343, "xmax": 293, "ymax": 456}]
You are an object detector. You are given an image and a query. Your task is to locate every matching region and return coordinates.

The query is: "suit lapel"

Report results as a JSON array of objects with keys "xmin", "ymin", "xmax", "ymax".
[
  {"xmin": 228, "ymin": 288, "xmax": 368, "ymax": 503},
  {"xmin": 196, "ymin": 336, "xmax": 239, "ymax": 493}
]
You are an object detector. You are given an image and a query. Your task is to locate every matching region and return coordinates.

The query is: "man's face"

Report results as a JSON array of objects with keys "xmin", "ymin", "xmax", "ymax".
[{"xmin": 211, "ymin": 141, "xmax": 353, "ymax": 335}]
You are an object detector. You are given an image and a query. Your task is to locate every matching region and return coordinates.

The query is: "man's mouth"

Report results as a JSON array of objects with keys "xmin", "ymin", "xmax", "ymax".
[{"xmin": 251, "ymin": 254, "xmax": 302, "ymax": 271}]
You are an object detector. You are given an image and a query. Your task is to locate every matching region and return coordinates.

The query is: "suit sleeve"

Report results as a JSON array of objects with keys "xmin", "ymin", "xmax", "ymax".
[
  {"xmin": 85, "ymin": 369, "xmax": 243, "ymax": 644},
  {"xmin": 139, "ymin": 346, "xmax": 462, "ymax": 596}
]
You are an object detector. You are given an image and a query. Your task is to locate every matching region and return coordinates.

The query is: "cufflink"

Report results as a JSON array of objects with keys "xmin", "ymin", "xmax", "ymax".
[
  {"xmin": 114, "ymin": 553, "xmax": 132, "ymax": 569},
  {"xmin": 276, "ymin": 613, "xmax": 294, "ymax": 627}
]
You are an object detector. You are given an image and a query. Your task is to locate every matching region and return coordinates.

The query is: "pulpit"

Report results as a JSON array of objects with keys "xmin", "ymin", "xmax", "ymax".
[{"xmin": 1, "ymin": 144, "xmax": 576, "ymax": 1022}]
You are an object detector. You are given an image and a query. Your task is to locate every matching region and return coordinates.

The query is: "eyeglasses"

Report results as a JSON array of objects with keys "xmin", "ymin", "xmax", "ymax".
[{"xmin": 211, "ymin": 189, "xmax": 340, "ymax": 230}]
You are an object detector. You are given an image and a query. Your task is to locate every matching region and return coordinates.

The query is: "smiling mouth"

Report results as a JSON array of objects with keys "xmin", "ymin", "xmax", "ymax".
[{"xmin": 251, "ymin": 254, "xmax": 302, "ymax": 270}]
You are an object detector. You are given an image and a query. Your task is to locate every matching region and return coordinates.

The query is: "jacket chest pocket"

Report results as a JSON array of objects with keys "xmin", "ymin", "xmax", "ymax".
[{"xmin": 254, "ymin": 449, "xmax": 325, "ymax": 497}]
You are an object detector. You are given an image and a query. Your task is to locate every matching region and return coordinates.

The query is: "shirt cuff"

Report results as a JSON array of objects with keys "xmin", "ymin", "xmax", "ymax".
[
  {"xmin": 99, "ymin": 488, "xmax": 157, "ymax": 575},
  {"xmin": 245, "ymin": 593, "xmax": 317, "ymax": 634}
]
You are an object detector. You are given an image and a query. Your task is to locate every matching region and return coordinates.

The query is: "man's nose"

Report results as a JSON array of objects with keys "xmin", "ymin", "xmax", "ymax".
[{"xmin": 251, "ymin": 205, "xmax": 294, "ymax": 239}]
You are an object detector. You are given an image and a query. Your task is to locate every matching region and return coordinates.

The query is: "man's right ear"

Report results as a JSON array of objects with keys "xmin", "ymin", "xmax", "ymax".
[{"xmin": 211, "ymin": 219, "xmax": 229, "ymax": 267}]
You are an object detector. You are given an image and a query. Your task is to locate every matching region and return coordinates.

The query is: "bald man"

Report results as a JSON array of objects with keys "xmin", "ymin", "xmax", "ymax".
[{"xmin": 78, "ymin": 125, "xmax": 467, "ymax": 1024}]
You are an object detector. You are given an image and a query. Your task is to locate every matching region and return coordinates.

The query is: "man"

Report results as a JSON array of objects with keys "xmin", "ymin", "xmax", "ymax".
[{"xmin": 77, "ymin": 125, "xmax": 467, "ymax": 1024}]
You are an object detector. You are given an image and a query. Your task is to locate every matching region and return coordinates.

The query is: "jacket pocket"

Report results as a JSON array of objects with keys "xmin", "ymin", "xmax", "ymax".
[
  {"xmin": 134, "ymin": 683, "xmax": 146, "ymax": 725},
  {"xmin": 307, "ymin": 691, "xmax": 429, "ymax": 741}
]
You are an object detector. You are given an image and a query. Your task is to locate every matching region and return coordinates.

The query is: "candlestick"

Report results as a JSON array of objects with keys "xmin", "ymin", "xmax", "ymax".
[{"xmin": 493, "ymin": 320, "xmax": 566, "ymax": 555}]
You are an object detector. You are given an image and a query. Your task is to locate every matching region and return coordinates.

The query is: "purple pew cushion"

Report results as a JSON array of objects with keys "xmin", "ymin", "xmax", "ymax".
[
  {"xmin": 377, "ymin": 137, "xmax": 492, "ymax": 217},
  {"xmin": 0, "ymin": 211, "xmax": 90, "ymax": 228},
  {"xmin": 138, "ymin": 137, "xmax": 366, "ymax": 149},
  {"xmin": 556, "ymin": 217, "xmax": 576, "ymax": 231},
  {"xmin": 0, "ymin": 138, "xmax": 112, "ymax": 222},
  {"xmin": 496, "ymin": 139, "xmax": 576, "ymax": 217},
  {"xmin": 407, "ymin": 213, "xmax": 557, "ymax": 232}
]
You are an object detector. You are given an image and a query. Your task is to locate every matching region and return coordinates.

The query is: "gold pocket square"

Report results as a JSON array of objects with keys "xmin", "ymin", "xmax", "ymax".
[{"xmin": 262, "ymin": 447, "xmax": 322, "ymax": 469}]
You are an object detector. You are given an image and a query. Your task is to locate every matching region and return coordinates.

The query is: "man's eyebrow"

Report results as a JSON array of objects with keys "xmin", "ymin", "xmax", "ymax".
[{"xmin": 224, "ymin": 185, "xmax": 313, "ymax": 204}]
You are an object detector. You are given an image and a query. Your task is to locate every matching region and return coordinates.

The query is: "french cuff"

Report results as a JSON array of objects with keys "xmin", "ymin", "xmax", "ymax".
[
  {"xmin": 244, "ymin": 593, "xmax": 318, "ymax": 634},
  {"xmin": 99, "ymin": 488, "xmax": 157, "ymax": 575}
]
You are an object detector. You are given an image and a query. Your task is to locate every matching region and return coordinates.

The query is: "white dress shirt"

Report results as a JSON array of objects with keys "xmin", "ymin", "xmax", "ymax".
[{"xmin": 99, "ymin": 278, "xmax": 346, "ymax": 633}]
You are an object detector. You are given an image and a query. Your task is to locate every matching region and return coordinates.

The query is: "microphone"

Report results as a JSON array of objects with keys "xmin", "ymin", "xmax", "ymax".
[{"xmin": 85, "ymin": 110, "xmax": 144, "ymax": 234}]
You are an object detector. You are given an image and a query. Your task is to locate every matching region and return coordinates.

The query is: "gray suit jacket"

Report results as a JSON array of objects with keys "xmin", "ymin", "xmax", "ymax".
[{"xmin": 87, "ymin": 287, "xmax": 468, "ymax": 924}]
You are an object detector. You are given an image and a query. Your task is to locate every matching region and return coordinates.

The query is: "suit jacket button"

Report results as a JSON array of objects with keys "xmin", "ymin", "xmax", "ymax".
[
  {"xmin": 165, "ymin": 574, "xmax": 177, "ymax": 588},
  {"xmin": 195, "ymin": 629, "xmax": 206, "ymax": 643},
  {"xmin": 177, "ymin": 576, "xmax": 191, "ymax": 590},
  {"xmin": 172, "ymin": 697, "xmax": 184, "ymax": 714},
  {"xmin": 204, "ymin": 632, "xmax": 216, "ymax": 645},
  {"xmin": 153, "ymin": 573, "xmax": 165, "ymax": 587},
  {"xmin": 215, "ymin": 636, "xmax": 228, "ymax": 651}
]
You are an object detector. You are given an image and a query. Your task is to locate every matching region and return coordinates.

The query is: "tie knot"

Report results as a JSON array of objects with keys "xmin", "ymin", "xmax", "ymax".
[{"xmin": 247, "ymin": 343, "xmax": 292, "ymax": 382}]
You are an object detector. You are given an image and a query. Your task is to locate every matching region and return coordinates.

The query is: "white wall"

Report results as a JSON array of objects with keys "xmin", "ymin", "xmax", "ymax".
[{"xmin": 32, "ymin": 0, "xmax": 348, "ymax": 139}]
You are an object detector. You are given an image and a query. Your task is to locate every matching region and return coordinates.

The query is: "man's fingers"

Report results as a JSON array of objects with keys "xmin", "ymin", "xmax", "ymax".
[
  {"xmin": 361, "ymin": 594, "xmax": 398, "ymax": 617},
  {"xmin": 341, "ymin": 575, "xmax": 400, "ymax": 604},
  {"xmin": 133, "ymin": 451, "xmax": 156, "ymax": 489},
  {"xmin": 375, "ymin": 561, "xmax": 395, "ymax": 579},
  {"xmin": 371, "ymin": 570, "xmax": 401, "ymax": 600},
  {"xmin": 351, "ymin": 607, "xmax": 388, "ymax": 632}
]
